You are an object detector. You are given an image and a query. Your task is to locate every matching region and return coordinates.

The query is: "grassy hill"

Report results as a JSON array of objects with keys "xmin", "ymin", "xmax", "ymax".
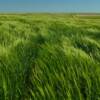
[{"xmin": 0, "ymin": 14, "xmax": 100, "ymax": 100}]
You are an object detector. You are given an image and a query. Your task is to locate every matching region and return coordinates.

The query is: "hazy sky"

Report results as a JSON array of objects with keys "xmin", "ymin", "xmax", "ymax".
[{"xmin": 0, "ymin": 0, "xmax": 100, "ymax": 12}]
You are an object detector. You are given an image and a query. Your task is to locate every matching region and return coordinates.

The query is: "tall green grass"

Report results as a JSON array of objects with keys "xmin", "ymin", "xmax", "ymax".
[{"xmin": 0, "ymin": 14, "xmax": 100, "ymax": 100}]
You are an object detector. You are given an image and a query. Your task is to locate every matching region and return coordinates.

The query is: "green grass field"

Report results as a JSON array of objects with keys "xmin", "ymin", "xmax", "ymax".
[{"xmin": 0, "ymin": 14, "xmax": 100, "ymax": 100}]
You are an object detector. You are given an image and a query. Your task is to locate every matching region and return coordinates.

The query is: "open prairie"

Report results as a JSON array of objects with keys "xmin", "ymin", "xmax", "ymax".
[{"xmin": 0, "ymin": 14, "xmax": 100, "ymax": 100}]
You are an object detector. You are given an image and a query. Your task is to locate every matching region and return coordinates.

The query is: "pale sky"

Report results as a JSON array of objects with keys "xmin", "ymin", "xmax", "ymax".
[{"xmin": 0, "ymin": 0, "xmax": 100, "ymax": 12}]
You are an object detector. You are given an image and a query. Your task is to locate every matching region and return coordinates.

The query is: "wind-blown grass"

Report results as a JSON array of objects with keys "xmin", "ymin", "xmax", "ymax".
[{"xmin": 0, "ymin": 14, "xmax": 100, "ymax": 100}]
